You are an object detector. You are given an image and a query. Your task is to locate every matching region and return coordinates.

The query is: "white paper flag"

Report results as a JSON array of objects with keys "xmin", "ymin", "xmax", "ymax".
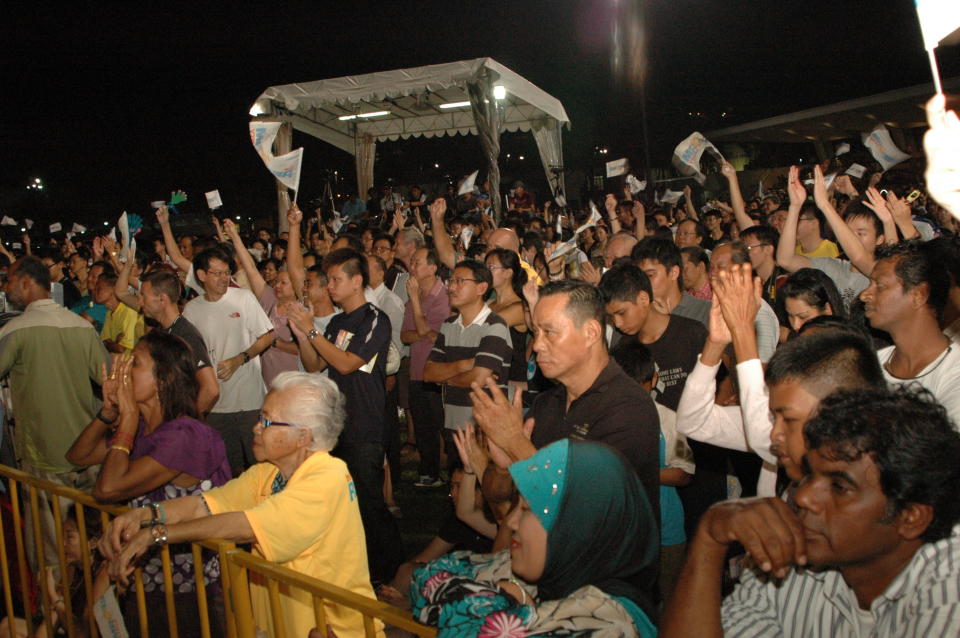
[
  {"xmin": 626, "ymin": 174, "xmax": 646, "ymax": 194},
  {"xmin": 555, "ymin": 210, "xmax": 562, "ymax": 235},
  {"xmin": 249, "ymin": 121, "xmax": 304, "ymax": 196},
  {"xmin": 547, "ymin": 240, "xmax": 577, "ymax": 262},
  {"xmin": 12, "ymin": 242, "xmax": 21, "ymax": 250},
  {"xmin": 150, "ymin": 200, "xmax": 165, "ymax": 209},
  {"xmin": 108, "ymin": 227, "xmax": 117, "ymax": 242},
  {"xmin": 72, "ymin": 223, "xmax": 86, "ymax": 233},
  {"xmin": 24, "ymin": 218, "xmax": 33, "ymax": 230},
  {"xmin": 554, "ymin": 194, "xmax": 567, "ymax": 208},
  {"xmin": 248, "ymin": 121, "xmax": 283, "ymax": 161},
  {"xmin": 49, "ymin": 222, "xmax": 62, "ymax": 233},
  {"xmin": 672, "ymin": 132, "xmax": 724, "ymax": 185},
  {"xmin": 573, "ymin": 202, "xmax": 603, "ymax": 237},
  {"xmin": 331, "ymin": 212, "xmax": 343, "ymax": 234},
  {"xmin": 862, "ymin": 125, "xmax": 911, "ymax": 171},
  {"xmin": 845, "ymin": 163, "xmax": 867, "ymax": 179},
  {"xmin": 915, "ymin": 0, "xmax": 960, "ymax": 51},
  {"xmin": 660, "ymin": 189, "xmax": 684, "ymax": 205},
  {"xmin": 117, "ymin": 212, "xmax": 131, "ymax": 255},
  {"xmin": 205, "ymin": 190, "xmax": 223, "ymax": 210},
  {"xmin": 266, "ymin": 148, "xmax": 303, "ymax": 193},
  {"xmin": 756, "ymin": 179, "xmax": 765, "ymax": 198},
  {"xmin": 66, "ymin": 232, "xmax": 75, "ymax": 240},
  {"xmin": 1, "ymin": 216, "xmax": 16, "ymax": 226},
  {"xmin": 93, "ymin": 586, "xmax": 129, "ymax": 638},
  {"xmin": 835, "ymin": 142, "xmax": 851, "ymax": 157},
  {"xmin": 458, "ymin": 170, "xmax": 479, "ymax": 196},
  {"xmin": 460, "ymin": 226, "xmax": 474, "ymax": 251},
  {"xmin": 606, "ymin": 158, "xmax": 629, "ymax": 178}
]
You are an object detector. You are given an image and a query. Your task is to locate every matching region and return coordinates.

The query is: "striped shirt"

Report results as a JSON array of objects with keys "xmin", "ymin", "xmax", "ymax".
[
  {"xmin": 722, "ymin": 523, "xmax": 960, "ymax": 637},
  {"xmin": 428, "ymin": 304, "xmax": 511, "ymax": 430}
]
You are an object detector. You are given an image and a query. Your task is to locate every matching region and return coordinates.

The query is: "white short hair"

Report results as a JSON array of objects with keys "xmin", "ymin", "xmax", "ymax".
[{"xmin": 269, "ymin": 372, "xmax": 346, "ymax": 451}]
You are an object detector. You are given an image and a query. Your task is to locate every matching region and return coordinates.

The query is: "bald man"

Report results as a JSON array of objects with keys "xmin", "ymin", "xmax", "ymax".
[{"xmin": 604, "ymin": 233, "xmax": 639, "ymax": 269}]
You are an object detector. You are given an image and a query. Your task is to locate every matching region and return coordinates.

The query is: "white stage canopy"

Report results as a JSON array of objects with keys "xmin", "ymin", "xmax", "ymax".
[{"xmin": 250, "ymin": 57, "xmax": 571, "ymax": 215}]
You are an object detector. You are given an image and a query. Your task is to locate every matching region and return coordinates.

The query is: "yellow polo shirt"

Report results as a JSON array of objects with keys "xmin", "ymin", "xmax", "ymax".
[
  {"xmin": 100, "ymin": 302, "xmax": 144, "ymax": 352},
  {"xmin": 796, "ymin": 239, "xmax": 840, "ymax": 259},
  {"xmin": 203, "ymin": 452, "xmax": 384, "ymax": 638}
]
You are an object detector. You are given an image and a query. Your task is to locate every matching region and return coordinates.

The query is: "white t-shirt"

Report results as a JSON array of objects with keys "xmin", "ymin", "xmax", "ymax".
[
  {"xmin": 183, "ymin": 287, "xmax": 275, "ymax": 413},
  {"xmin": 366, "ymin": 284, "xmax": 406, "ymax": 356},
  {"xmin": 878, "ymin": 343, "xmax": 960, "ymax": 426}
]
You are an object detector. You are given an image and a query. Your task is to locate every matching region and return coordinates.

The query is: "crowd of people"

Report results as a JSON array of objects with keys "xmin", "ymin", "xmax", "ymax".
[{"xmin": 0, "ymin": 94, "xmax": 958, "ymax": 637}]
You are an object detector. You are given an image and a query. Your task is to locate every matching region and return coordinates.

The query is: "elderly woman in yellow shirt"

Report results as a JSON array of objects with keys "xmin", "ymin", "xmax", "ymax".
[{"xmin": 100, "ymin": 371, "xmax": 382, "ymax": 638}]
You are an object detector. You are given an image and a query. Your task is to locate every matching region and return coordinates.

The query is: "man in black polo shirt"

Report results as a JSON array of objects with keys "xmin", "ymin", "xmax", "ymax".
[
  {"xmin": 471, "ymin": 279, "xmax": 660, "ymax": 519},
  {"xmin": 288, "ymin": 247, "xmax": 402, "ymax": 586},
  {"xmin": 138, "ymin": 269, "xmax": 220, "ymax": 415}
]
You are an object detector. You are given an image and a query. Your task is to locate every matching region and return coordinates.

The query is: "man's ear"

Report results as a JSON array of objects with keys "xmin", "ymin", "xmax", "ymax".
[
  {"xmin": 895, "ymin": 502, "xmax": 934, "ymax": 541},
  {"xmin": 668, "ymin": 265, "xmax": 681, "ymax": 282},
  {"xmin": 196, "ymin": 269, "xmax": 207, "ymax": 284},
  {"xmin": 909, "ymin": 281, "xmax": 931, "ymax": 311},
  {"xmin": 583, "ymin": 318, "xmax": 604, "ymax": 346},
  {"xmin": 635, "ymin": 291, "xmax": 650, "ymax": 308}
]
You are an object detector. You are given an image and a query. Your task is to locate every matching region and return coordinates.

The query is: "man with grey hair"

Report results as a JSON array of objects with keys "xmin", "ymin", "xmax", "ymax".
[
  {"xmin": 471, "ymin": 279, "xmax": 660, "ymax": 521},
  {"xmin": 102, "ymin": 372, "xmax": 383, "ymax": 638}
]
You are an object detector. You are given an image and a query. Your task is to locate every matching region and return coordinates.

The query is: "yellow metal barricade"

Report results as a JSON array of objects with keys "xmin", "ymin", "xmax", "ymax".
[{"xmin": 0, "ymin": 465, "xmax": 436, "ymax": 638}]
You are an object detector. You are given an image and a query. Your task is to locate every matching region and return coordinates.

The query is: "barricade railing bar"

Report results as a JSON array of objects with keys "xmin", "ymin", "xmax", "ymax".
[{"xmin": 0, "ymin": 464, "xmax": 436, "ymax": 638}]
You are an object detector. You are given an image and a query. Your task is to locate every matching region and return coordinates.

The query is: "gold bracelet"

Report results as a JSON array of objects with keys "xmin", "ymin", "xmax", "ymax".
[{"xmin": 109, "ymin": 444, "xmax": 131, "ymax": 454}]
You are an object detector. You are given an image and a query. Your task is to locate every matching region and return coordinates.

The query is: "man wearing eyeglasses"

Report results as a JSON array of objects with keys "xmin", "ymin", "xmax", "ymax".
[
  {"xmin": 183, "ymin": 246, "xmax": 275, "ymax": 475},
  {"xmin": 740, "ymin": 225, "xmax": 788, "ymax": 307},
  {"xmin": 424, "ymin": 259, "xmax": 511, "ymax": 478}
]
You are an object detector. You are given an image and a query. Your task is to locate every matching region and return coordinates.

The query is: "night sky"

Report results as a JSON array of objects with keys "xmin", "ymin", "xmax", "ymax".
[{"xmin": 2, "ymin": 0, "xmax": 956, "ymax": 228}]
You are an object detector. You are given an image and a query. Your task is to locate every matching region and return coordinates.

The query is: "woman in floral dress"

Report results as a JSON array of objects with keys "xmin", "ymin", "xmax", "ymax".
[{"xmin": 411, "ymin": 439, "xmax": 659, "ymax": 637}]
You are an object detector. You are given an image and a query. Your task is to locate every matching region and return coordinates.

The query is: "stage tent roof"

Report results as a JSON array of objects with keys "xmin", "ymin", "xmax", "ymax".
[{"xmin": 249, "ymin": 57, "xmax": 570, "ymax": 154}]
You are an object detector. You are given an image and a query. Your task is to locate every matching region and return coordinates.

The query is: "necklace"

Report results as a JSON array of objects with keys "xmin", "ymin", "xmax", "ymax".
[{"xmin": 884, "ymin": 345, "xmax": 952, "ymax": 380}]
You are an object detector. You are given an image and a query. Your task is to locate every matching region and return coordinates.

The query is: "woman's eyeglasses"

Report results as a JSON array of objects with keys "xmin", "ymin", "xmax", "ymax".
[{"xmin": 260, "ymin": 416, "xmax": 294, "ymax": 428}]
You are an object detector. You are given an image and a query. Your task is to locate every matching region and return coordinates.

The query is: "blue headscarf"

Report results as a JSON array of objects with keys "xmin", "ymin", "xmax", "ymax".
[{"xmin": 510, "ymin": 439, "xmax": 659, "ymax": 619}]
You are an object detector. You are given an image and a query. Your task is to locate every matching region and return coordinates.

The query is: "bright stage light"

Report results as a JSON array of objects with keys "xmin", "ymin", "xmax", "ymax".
[
  {"xmin": 493, "ymin": 85, "xmax": 507, "ymax": 100},
  {"xmin": 439, "ymin": 101, "xmax": 471, "ymax": 110}
]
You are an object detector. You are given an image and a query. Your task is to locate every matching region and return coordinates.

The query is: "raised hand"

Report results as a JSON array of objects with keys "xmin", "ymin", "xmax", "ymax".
[
  {"xmin": 712, "ymin": 263, "xmax": 762, "ymax": 330},
  {"xmin": 452, "ymin": 423, "xmax": 490, "ymax": 476},
  {"xmin": 863, "ymin": 187, "xmax": 894, "ymax": 224},
  {"xmin": 155, "ymin": 205, "xmax": 170, "ymax": 225},
  {"xmin": 707, "ymin": 293, "xmax": 732, "ymax": 347},
  {"xmin": 429, "ymin": 197, "xmax": 446, "ymax": 220},
  {"xmin": 812, "ymin": 165, "xmax": 832, "ymax": 211},
  {"xmin": 222, "ymin": 218, "xmax": 239, "ymax": 237},
  {"xmin": 720, "ymin": 160, "xmax": 736, "ymax": 180},
  {"xmin": 115, "ymin": 354, "xmax": 137, "ymax": 422},
  {"xmin": 604, "ymin": 193, "xmax": 617, "ymax": 217},
  {"xmin": 522, "ymin": 279, "xmax": 539, "ymax": 310},
  {"xmin": 787, "ymin": 166, "xmax": 806, "ymax": 208},
  {"xmin": 287, "ymin": 203, "xmax": 303, "ymax": 227},
  {"xmin": 469, "ymin": 377, "xmax": 534, "ymax": 465}
]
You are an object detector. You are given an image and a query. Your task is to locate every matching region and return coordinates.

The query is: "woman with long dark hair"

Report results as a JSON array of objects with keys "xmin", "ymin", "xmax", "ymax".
[
  {"xmin": 485, "ymin": 248, "xmax": 530, "ymax": 397},
  {"xmin": 776, "ymin": 268, "xmax": 845, "ymax": 335},
  {"xmin": 67, "ymin": 331, "xmax": 230, "ymax": 637}
]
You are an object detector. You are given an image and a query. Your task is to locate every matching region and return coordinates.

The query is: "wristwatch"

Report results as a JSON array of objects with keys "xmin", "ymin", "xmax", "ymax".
[
  {"xmin": 307, "ymin": 328, "xmax": 319, "ymax": 340},
  {"xmin": 241, "ymin": 351, "xmax": 251, "ymax": 364}
]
